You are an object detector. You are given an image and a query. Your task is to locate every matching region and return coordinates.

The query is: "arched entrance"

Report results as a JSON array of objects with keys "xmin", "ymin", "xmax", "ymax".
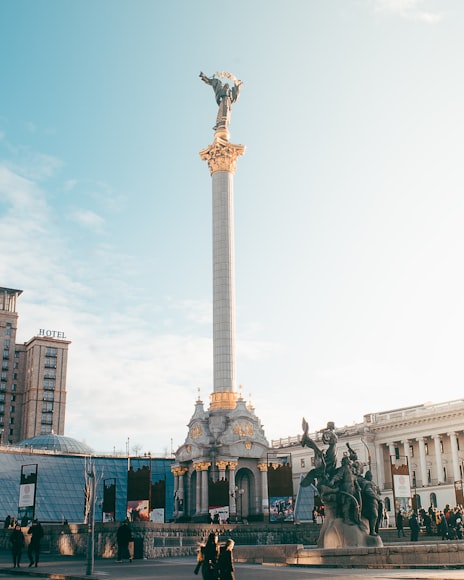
[{"xmin": 235, "ymin": 468, "xmax": 256, "ymax": 522}]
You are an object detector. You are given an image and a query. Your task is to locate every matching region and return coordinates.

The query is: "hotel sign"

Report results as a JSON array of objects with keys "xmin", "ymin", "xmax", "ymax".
[{"xmin": 38, "ymin": 329, "xmax": 67, "ymax": 339}]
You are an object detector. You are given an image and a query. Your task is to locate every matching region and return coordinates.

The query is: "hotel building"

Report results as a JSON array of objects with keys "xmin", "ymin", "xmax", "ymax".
[{"xmin": 0, "ymin": 286, "xmax": 70, "ymax": 444}]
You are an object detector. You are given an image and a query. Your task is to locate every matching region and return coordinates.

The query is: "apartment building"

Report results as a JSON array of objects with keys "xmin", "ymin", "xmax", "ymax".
[{"xmin": 0, "ymin": 287, "xmax": 70, "ymax": 444}]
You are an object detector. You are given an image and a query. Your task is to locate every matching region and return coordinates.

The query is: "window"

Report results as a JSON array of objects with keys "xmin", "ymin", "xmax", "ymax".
[
  {"xmin": 46, "ymin": 347, "xmax": 57, "ymax": 357},
  {"xmin": 44, "ymin": 379, "xmax": 55, "ymax": 391},
  {"xmin": 1, "ymin": 372, "xmax": 6, "ymax": 381},
  {"xmin": 443, "ymin": 467, "xmax": 447, "ymax": 481},
  {"xmin": 300, "ymin": 458, "xmax": 305, "ymax": 468},
  {"xmin": 0, "ymin": 394, "xmax": 5, "ymax": 402},
  {"xmin": 43, "ymin": 392, "xmax": 54, "ymax": 402},
  {"xmin": 0, "ymin": 383, "xmax": 6, "ymax": 392},
  {"xmin": 42, "ymin": 402, "xmax": 54, "ymax": 412},
  {"xmin": 41, "ymin": 424, "xmax": 52, "ymax": 434},
  {"xmin": 427, "ymin": 469, "xmax": 431, "ymax": 484},
  {"xmin": 409, "ymin": 445, "xmax": 414, "ymax": 457},
  {"xmin": 457, "ymin": 439, "xmax": 461, "ymax": 451},
  {"xmin": 9, "ymin": 405, "xmax": 14, "ymax": 413},
  {"xmin": 424, "ymin": 443, "xmax": 429, "ymax": 455},
  {"xmin": 430, "ymin": 493, "xmax": 437, "ymax": 508},
  {"xmin": 412, "ymin": 471, "xmax": 417, "ymax": 486},
  {"xmin": 2, "ymin": 362, "xmax": 8, "ymax": 370},
  {"xmin": 4, "ymin": 339, "xmax": 9, "ymax": 347},
  {"xmin": 394, "ymin": 447, "xmax": 400, "ymax": 460},
  {"xmin": 45, "ymin": 358, "xmax": 56, "ymax": 369},
  {"xmin": 440, "ymin": 440, "xmax": 444, "ymax": 453},
  {"xmin": 11, "ymin": 384, "xmax": 16, "ymax": 392},
  {"xmin": 41, "ymin": 414, "xmax": 53, "ymax": 425},
  {"xmin": 44, "ymin": 369, "xmax": 56, "ymax": 379},
  {"xmin": 3, "ymin": 349, "xmax": 9, "ymax": 359}
]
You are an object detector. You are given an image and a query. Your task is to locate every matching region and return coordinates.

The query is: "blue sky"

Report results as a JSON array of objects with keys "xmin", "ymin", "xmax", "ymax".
[{"xmin": 1, "ymin": 0, "xmax": 463, "ymax": 454}]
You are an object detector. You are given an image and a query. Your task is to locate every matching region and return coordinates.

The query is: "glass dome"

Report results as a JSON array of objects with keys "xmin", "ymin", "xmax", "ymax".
[{"xmin": 17, "ymin": 434, "xmax": 93, "ymax": 455}]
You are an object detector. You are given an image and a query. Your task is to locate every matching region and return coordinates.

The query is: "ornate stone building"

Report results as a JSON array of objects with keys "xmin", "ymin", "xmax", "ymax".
[{"xmin": 272, "ymin": 399, "xmax": 464, "ymax": 520}]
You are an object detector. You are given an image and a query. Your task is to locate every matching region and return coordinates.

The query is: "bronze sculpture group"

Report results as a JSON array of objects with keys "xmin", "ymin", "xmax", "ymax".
[{"xmin": 301, "ymin": 418, "xmax": 383, "ymax": 548}]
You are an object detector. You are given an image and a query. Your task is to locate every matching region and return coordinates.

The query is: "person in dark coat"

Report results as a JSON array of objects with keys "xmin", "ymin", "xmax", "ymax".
[
  {"xmin": 439, "ymin": 511, "xmax": 449, "ymax": 540},
  {"xmin": 396, "ymin": 510, "xmax": 405, "ymax": 537},
  {"xmin": 198, "ymin": 532, "xmax": 219, "ymax": 580},
  {"xmin": 116, "ymin": 521, "xmax": 133, "ymax": 562},
  {"xmin": 10, "ymin": 524, "xmax": 25, "ymax": 568},
  {"xmin": 217, "ymin": 538, "xmax": 235, "ymax": 580},
  {"xmin": 409, "ymin": 512, "xmax": 420, "ymax": 541},
  {"xmin": 27, "ymin": 519, "xmax": 44, "ymax": 567}
]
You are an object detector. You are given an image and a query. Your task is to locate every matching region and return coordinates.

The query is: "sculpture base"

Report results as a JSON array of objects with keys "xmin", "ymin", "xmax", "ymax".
[{"xmin": 318, "ymin": 517, "xmax": 383, "ymax": 549}]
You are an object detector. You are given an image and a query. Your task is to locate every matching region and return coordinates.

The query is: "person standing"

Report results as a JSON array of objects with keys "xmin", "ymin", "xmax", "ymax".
[
  {"xmin": 199, "ymin": 532, "xmax": 219, "ymax": 580},
  {"xmin": 116, "ymin": 520, "xmax": 133, "ymax": 562},
  {"xmin": 409, "ymin": 512, "xmax": 420, "ymax": 541},
  {"xmin": 10, "ymin": 523, "xmax": 25, "ymax": 568},
  {"xmin": 27, "ymin": 519, "xmax": 44, "ymax": 567},
  {"xmin": 396, "ymin": 510, "xmax": 406, "ymax": 537},
  {"xmin": 217, "ymin": 538, "xmax": 235, "ymax": 580}
]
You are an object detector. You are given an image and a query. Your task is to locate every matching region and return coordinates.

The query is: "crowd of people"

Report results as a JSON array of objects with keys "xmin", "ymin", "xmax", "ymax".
[{"xmin": 395, "ymin": 504, "xmax": 464, "ymax": 541}]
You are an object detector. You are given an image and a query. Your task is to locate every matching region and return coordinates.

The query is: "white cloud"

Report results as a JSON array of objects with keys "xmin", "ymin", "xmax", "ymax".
[
  {"xmin": 373, "ymin": 0, "xmax": 443, "ymax": 22},
  {"xmin": 72, "ymin": 208, "xmax": 106, "ymax": 231}
]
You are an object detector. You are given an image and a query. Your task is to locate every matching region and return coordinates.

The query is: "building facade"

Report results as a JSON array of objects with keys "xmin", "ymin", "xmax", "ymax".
[
  {"xmin": 272, "ymin": 400, "xmax": 464, "ymax": 521},
  {"xmin": 0, "ymin": 287, "xmax": 70, "ymax": 444},
  {"xmin": 0, "ymin": 435, "xmax": 174, "ymax": 523}
]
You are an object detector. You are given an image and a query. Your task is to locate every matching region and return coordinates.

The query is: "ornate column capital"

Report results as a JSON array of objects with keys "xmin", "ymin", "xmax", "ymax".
[
  {"xmin": 172, "ymin": 466, "xmax": 188, "ymax": 476},
  {"xmin": 257, "ymin": 462, "xmax": 268, "ymax": 472},
  {"xmin": 194, "ymin": 461, "xmax": 211, "ymax": 472},
  {"xmin": 199, "ymin": 137, "xmax": 245, "ymax": 175},
  {"xmin": 228, "ymin": 461, "xmax": 238, "ymax": 471},
  {"xmin": 216, "ymin": 460, "xmax": 228, "ymax": 472}
]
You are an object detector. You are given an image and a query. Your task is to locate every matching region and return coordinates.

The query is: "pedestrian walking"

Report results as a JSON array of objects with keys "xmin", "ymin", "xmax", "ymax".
[
  {"xmin": 196, "ymin": 532, "xmax": 219, "ymax": 580},
  {"xmin": 10, "ymin": 523, "xmax": 25, "ymax": 568},
  {"xmin": 217, "ymin": 538, "xmax": 235, "ymax": 580},
  {"xmin": 27, "ymin": 519, "xmax": 44, "ymax": 567}
]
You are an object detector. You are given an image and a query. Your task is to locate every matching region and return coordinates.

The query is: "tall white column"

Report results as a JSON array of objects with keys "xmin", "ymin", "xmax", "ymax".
[
  {"xmin": 418, "ymin": 437, "xmax": 428, "ymax": 487},
  {"xmin": 433, "ymin": 435, "xmax": 444, "ymax": 484},
  {"xmin": 448, "ymin": 432, "xmax": 461, "ymax": 482},
  {"xmin": 212, "ymin": 170, "xmax": 236, "ymax": 394},
  {"xmin": 200, "ymin": 139, "xmax": 245, "ymax": 410}
]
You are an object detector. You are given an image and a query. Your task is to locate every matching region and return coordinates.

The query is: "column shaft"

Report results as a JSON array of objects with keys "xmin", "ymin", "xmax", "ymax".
[{"xmin": 212, "ymin": 171, "xmax": 236, "ymax": 393}]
